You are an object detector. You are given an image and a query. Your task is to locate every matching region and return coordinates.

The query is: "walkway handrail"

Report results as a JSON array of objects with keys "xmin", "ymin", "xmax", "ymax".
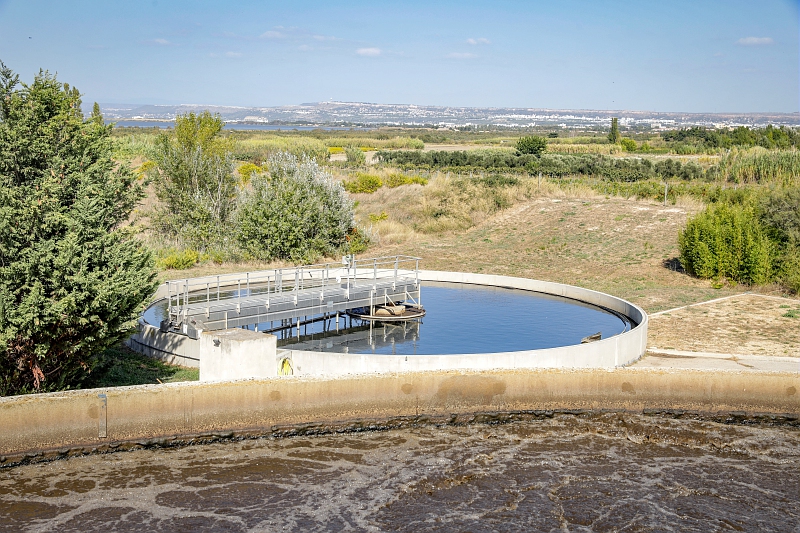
[{"xmin": 164, "ymin": 256, "xmax": 421, "ymax": 328}]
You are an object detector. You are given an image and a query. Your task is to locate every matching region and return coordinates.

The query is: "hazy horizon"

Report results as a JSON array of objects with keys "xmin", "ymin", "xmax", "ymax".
[{"xmin": 1, "ymin": 0, "xmax": 798, "ymax": 113}]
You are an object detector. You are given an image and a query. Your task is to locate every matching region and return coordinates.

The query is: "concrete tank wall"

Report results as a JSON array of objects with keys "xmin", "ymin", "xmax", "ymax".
[
  {"xmin": 1, "ymin": 369, "xmax": 797, "ymax": 463},
  {"xmin": 129, "ymin": 271, "xmax": 648, "ymax": 379},
  {"xmin": 285, "ymin": 270, "xmax": 648, "ymax": 376}
]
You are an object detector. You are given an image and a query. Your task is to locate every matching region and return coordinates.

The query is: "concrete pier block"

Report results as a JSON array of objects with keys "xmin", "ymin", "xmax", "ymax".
[{"xmin": 199, "ymin": 329, "xmax": 277, "ymax": 381}]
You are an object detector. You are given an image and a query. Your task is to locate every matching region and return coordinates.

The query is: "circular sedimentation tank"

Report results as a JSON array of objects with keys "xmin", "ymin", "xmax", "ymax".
[{"xmin": 140, "ymin": 270, "xmax": 649, "ymax": 374}]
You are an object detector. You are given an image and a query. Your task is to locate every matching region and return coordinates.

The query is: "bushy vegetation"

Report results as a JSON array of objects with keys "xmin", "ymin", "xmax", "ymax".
[
  {"xmin": 384, "ymin": 172, "xmax": 428, "ymax": 188},
  {"xmin": 0, "ymin": 63, "xmax": 158, "ymax": 395},
  {"xmin": 343, "ymin": 172, "xmax": 382, "ymax": 193},
  {"xmin": 157, "ymin": 249, "xmax": 201, "ymax": 270},
  {"xmin": 345, "ymin": 146, "xmax": 366, "ymax": 165},
  {"xmin": 343, "ymin": 171, "xmax": 428, "ymax": 193},
  {"xmin": 236, "ymin": 152, "xmax": 364, "ymax": 262},
  {"xmin": 516, "ymin": 135, "xmax": 547, "ymax": 156},
  {"xmin": 679, "ymin": 203, "xmax": 773, "ymax": 285},
  {"xmin": 377, "ymin": 149, "xmax": 705, "ymax": 182},
  {"xmin": 233, "ymin": 135, "xmax": 329, "ymax": 163},
  {"xmin": 150, "ymin": 111, "xmax": 239, "ymax": 253},
  {"xmin": 663, "ymin": 125, "xmax": 799, "ymax": 151},
  {"xmin": 324, "ymin": 136, "xmax": 423, "ymax": 150},
  {"xmin": 413, "ymin": 174, "xmax": 534, "ymax": 233},
  {"xmin": 679, "ymin": 187, "xmax": 800, "ymax": 292},
  {"xmin": 716, "ymin": 148, "xmax": 800, "ymax": 185}
]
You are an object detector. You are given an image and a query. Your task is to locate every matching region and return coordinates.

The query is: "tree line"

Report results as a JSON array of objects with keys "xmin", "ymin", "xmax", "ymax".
[
  {"xmin": 662, "ymin": 125, "xmax": 799, "ymax": 150},
  {"xmin": 376, "ymin": 149, "xmax": 704, "ymax": 182}
]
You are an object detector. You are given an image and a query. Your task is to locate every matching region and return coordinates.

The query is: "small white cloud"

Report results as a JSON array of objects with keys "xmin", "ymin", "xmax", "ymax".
[
  {"xmin": 447, "ymin": 52, "xmax": 477, "ymax": 59},
  {"xmin": 261, "ymin": 30, "xmax": 284, "ymax": 39},
  {"xmin": 356, "ymin": 47, "xmax": 381, "ymax": 56},
  {"xmin": 298, "ymin": 44, "xmax": 313, "ymax": 51},
  {"xmin": 153, "ymin": 38, "xmax": 172, "ymax": 46},
  {"xmin": 225, "ymin": 51, "xmax": 242, "ymax": 57},
  {"xmin": 313, "ymin": 34, "xmax": 337, "ymax": 41},
  {"xmin": 737, "ymin": 36, "xmax": 774, "ymax": 46},
  {"xmin": 466, "ymin": 37, "xmax": 490, "ymax": 45}
]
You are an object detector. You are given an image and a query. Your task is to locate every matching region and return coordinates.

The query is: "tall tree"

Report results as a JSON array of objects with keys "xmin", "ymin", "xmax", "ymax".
[
  {"xmin": 0, "ymin": 63, "xmax": 158, "ymax": 395},
  {"xmin": 516, "ymin": 135, "xmax": 548, "ymax": 156},
  {"xmin": 608, "ymin": 117, "xmax": 620, "ymax": 143},
  {"xmin": 151, "ymin": 111, "xmax": 238, "ymax": 251}
]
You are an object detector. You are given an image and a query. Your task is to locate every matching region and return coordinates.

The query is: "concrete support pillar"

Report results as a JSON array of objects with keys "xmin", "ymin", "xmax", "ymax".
[{"xmin": 199, "ymin": 329, "xmax": 278, "ymax": 381}]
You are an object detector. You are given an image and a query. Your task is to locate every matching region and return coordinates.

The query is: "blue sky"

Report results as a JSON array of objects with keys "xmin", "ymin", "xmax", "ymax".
[{"xmin": 0, "ymin": 0, "xmax": 797, "ymax": 112}]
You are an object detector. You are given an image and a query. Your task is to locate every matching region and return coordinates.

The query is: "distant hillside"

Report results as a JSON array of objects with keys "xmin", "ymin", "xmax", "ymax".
[{"xmin": 91, "ymin": 101, "xmax": 800, "ymax": 130}]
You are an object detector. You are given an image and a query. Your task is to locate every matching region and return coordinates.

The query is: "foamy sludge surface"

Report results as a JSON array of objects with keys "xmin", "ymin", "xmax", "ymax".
[{"xmin": 2, "ymin": 413, "xmax": 799, "ymax": 531}]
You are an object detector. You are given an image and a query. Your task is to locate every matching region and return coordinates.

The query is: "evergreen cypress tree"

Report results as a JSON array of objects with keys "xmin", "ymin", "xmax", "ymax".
[
  {"xmin": 0, "ymin": 63, "xmax": 158, "ymax": 395},
  {"xmin": 608, "ymin": 117, "xmax": 620, "ymax": 143}
]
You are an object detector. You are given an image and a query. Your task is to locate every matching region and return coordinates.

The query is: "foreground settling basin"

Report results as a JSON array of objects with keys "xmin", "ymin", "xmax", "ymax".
[{"xmin": 2, "ymin": 411, "xmax": 799, "ymax": 531}]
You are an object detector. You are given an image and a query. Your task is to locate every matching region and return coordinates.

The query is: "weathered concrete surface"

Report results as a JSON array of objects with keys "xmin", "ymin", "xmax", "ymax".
[
  {"xmin": 199, "ymin": 329, "xmax": 278, "ymax": 381},
  {"xmin": 636, "ymin": 350, "xmax": 800, "ymax": 373},
  {"xmin": 1, "ymin": 368, "xmax": 797, "ymax": 463},
  {"xmin": 126, "ymin": 310, "xmax": 200, "ymax": 368}
]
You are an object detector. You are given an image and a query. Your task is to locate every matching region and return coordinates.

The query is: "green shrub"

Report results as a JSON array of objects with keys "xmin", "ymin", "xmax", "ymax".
[
  {"xmin": 384, "ymin": 173, "xmax": 428, "ymax": 188},
  {"xmin": 759, "ymin": 187, "xmax": 800, "ymax": 246},
  {"xmin": 778, "ymin": 245, "xmax": 800, "ymax": 294},
  {"xmin": 158, "ymin": 249, "xmax": 200, "ymax": 270},
  {"xmin": 236, "ymin": 152, "xmax": 359, "ymax": 262},
  {"xmin": 237, "ymin": 162, "xmax": 261, "ymax": 185},
  {"xmin": 346, "ymin": 227, "xmax": 371, "ymax": 254},
  {"xmin": 345, "ymin": 146, "xmax": 366, "ymax": 165},
  {"xmin": 475, "ymin": 174, "xmax": 519, "ymax": 188},
  {"xmin": 151, "ymin": 112, "xmax": 238, "ymax": 251},
  {"xmin": 368, "ymin": 211, "xmax": 389, "ymax": 222},
  {"xmin": 679, "ymin": 203, "xmax": 773, "ymax": 285},
  {"xmin": 516, "ymin": 135, "xmax": 548, "ymax": 156},
  {"xmin": 619, "ymin": 138, "xmax": 637, "ymax": 152},
  {"xmin": 343, "ymin": 173, "xmax": 383, "ymax": 194}
]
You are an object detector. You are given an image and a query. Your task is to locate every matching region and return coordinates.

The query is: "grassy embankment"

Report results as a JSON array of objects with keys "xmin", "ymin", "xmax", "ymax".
[{"xmin": 103, "ymin": 126, "xmax": 800, "ymax": 384}]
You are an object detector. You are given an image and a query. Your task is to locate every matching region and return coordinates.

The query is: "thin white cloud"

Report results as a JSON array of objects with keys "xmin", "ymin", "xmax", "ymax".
[
  {"xmin": 298, "ymin": 44, "xmax": 313, "ymax": 51},
  {"xmin": 737, "ymin": 37, "xmax": 774, "ymax": 46},
  {"xmin": 356, "ymin": 47, "xmax": 381, "ymax": 56},
  {"xmin": 225, "ymin": 51, "xmax": 242, "ymax": 58},
  {"xmin": 261, "ymin": 30, "xmax": 284, "ymax": 39},
  {"xmin": 313, "ymin": 34, "xmax": 337, "ymax": 41},
  {"xmin": 447, "ymin": 52, "xmax": 477, "ymax": 59},
  {"xmin": 466, "ymin": 37, "xmax": 490, "ymax": 45},
  {"xmin": 152, "ymin": 38, "xmax": 173, "ymax": 46}
]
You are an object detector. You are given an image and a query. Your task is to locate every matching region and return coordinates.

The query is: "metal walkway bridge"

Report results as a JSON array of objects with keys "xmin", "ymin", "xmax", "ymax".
[{"xmin": 162, "ymin": 256, "xmax": 422, "ymax": 338}]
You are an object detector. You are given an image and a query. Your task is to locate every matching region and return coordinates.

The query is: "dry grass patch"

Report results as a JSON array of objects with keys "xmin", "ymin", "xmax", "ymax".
[
  {"xmin": 648, "ymin": 294, "xmax": 800, "ymax": 357},
  {"xmin": 368, "ymin": 194, "xmax": 741, "ymax": 312}
]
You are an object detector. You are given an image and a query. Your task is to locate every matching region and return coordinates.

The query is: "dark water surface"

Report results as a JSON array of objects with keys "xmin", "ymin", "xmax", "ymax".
[{"xmin": 2, "ymin": 413, "xmax": 799, "ymax": 532}]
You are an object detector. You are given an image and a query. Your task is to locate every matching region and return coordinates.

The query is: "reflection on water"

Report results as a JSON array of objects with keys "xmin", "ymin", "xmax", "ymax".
[
  {"xmin": 278, "ymin": 319, "xmax": 422, "ymax": 355},
  {"xmin": 279, "ymin": 283, "xmax": 631, "ymax": 355},
  {"xmin": 2, "ymin": 413, "xmax": 799, "ymax": 532},
  {"xmin": 144, "ymin": 282, "xmax": 632, "ymax": 356}
]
